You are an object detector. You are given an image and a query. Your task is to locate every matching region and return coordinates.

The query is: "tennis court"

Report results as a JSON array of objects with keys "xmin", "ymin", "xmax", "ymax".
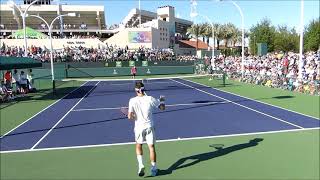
[{"xmin": 1, "ymin": 76, "xmax": 318, "ymax": 154}]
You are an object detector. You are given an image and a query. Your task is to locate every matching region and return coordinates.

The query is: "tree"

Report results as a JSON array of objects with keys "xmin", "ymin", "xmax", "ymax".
[
  {"xmin": 202, "ymin": 23, "xmax": 212, "ymax": 45},
  {"xmin": 187, "ymin": 24, "xmax": 203, "ymax": 50},
  {"xmin": 274, "ymin": 25, "xmax": 299, "ymax": 52},
  {"xmin": 304, "ymin": 19, "xmax": 320, "ymax": 52},
  {"xmin": 220, "ymin": 23, "xmax": 233, "ymax": 48},
  {"xmin": 212, "ymin": 23, "xmax": 220, "ymax": 49},
  {"xmin": 216, "ymin": 24, "xmax": 224, "ymax": 50},
  {"xmin": 249, "ymin": 18, "xmax": 276, "ymax": 54},
  {"xmin": 229, "ymin": 24, "xmax": 241, "ymax": 47}
]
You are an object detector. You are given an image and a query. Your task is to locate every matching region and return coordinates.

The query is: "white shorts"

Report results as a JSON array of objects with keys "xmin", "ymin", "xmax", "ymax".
[{"xmin": 135, "ymin": 127, "xmax": 156, "ymax": 145}]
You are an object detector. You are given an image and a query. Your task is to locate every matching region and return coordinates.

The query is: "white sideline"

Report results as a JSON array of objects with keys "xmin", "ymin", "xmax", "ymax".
[
  {"xmin": 72, "ymin": 101, "xmax": 229, "ymax": 112},
  {"xmin": 0, "ymin": 81, "xmax": 88, "ymax": 139},
  {"xmin": 184, "ymin": 78, "xmax": 319, "ymax": 120},
  {"xmin": 30, "ymin": 81, "xmax": 100, "ymax": 150},
  {"xmin": 1, "ymin": 127, "xmax": 319, "ymax": 154},
  {"xmin": 171, "ymin": 79, "xmax": 305, "ymax": 129}
]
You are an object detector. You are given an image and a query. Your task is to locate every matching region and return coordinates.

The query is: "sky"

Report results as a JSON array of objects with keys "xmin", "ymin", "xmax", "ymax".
[{"xmin": 17, "ymin": 0, "xmax": 320, "ymax": 30}]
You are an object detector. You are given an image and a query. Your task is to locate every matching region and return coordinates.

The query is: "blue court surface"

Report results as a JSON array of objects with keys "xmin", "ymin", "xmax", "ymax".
[{"xmin": 1, "ymin": 78, "xmax": 319, "ymax": 153}]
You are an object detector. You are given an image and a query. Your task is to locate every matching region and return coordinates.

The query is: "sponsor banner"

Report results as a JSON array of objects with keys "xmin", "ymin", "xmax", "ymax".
[
  {"xmin": 129, "ymin": 61, "xmax": 135, "ymax": 67},
  {"xmin": 116, "ymin": 61, "xmax": 122, "ymax": 67},
  {"xmin": 142, "ymin": 61, "xmax": 148, "ymax": 67},
  {"xmin": 128, "ymin": 31, "xmax": 152, "ymax": 43}
]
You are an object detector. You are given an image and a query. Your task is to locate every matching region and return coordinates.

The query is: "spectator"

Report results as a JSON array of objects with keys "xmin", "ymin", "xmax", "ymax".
[
  {"xmin": 27, "ymin": 69, "xmax": 34, "ymax": 90},
  {"xmin": 12, "ymin": 69, "xmax": 20, "ymax": 94},
  {"xmin": 0, "ymin": 80, "xmax": 13, "ymax": 102},
  {"xmin": 19, "ymin": 71, "xmax": 28, "ymax": 94},
  {"xmin": 131, "ymin": 66, "xmax": 137, "ymax": 79},
  {"xmin": 4, "ymin": 70, "xmax": 12, "ymax": 88}
]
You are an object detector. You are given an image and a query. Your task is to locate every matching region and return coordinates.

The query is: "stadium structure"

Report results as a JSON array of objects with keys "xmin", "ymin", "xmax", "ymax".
[{"xmin": 0, "ymin": 0, "xmax": 210, "ymax": 54}]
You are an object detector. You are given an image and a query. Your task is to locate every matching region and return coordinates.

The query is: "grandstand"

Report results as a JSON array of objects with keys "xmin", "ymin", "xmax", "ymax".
[
  {"xmin": 0, "ymin": 0, "xmax": 115, "ymax": 39},
  {"xmin": 122, "ymin": 5, "xmax": 192, "ymax": 35},
  {"xmin": 0, "ymin": 1, "xmax": 193, "ymax": 51}
]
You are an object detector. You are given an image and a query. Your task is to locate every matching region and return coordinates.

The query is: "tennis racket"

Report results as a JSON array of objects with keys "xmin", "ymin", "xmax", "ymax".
[
  {"xmin": 120, "ymin": 107, "xmax": 129, "ymax": 117},
  {"xmin": 121, "ymin": 106, "xmax": 136, "ymax": 119}
]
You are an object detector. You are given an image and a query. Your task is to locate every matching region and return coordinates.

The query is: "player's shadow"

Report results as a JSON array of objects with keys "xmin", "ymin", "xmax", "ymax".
[{"xmin": 153, "ymin": 138, "xmax": 264, "ymax": 177}]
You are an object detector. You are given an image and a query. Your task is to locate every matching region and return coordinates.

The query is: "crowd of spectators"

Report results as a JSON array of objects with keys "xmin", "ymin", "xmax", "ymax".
[
  {"xmin": 210, "ymin": 51, "xmax": 320, "ymax": 95},
  {"xmin": 0, "ymin": 44, "xmax": 177, "ymax": 62},
  {"xmin": 1, "ymin": 41, "xmax": 319, "ymax": 95},
  {"xmin": 0, "ymin": 69, "xmax": 35, "ymax": 102}
]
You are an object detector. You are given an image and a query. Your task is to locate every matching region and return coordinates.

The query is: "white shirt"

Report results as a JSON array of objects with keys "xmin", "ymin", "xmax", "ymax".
[
  {"xmin": 128, "ymin": 95, "xmax": 161, "ymax": 131},
  {"xmin": 20, "ymin": 74, "xmax": 28, "ymax": 85},
  {"xmin": 12, "ymin": 73, "xmax": 20, "ymax": 83}
]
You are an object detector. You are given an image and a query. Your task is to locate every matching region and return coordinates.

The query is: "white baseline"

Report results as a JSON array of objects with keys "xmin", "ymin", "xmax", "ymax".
[{"xmin": 1, "ymin": 127, "xmax": 319, "ymax": 154}]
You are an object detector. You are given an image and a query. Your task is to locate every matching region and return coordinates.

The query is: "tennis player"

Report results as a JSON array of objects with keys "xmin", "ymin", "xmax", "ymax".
[
  {"xmin": 128, "ymin": 81, "xmax": 165, "ymax": 177},
  {"xmin": 131, "ymin": 66, "xmax": 137, "ymax": 79}
]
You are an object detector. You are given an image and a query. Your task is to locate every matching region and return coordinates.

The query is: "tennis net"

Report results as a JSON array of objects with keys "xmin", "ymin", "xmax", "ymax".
[{"xmin": 55, "ymin": 74, "xmax": 226, "ymax": 94}]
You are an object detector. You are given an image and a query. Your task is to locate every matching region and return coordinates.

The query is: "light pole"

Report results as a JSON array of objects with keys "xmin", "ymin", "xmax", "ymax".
[
  {"xmin": 254, "ymin": 35, "xmax": 256, "ymax": 55},
  {"xmin": 138, "ymin": 0, "xmax": 141, "ymax": 27},
  {"xmin": 217, "ymin": 0, "xmax": 245, "ymax": 77},
  {"xmin": 27, "ymin": 13, "xmax": 76, "ymax": 92},
  {"xmin": 7, "ymin": 0, "xmax": 41, "ymax": 57},
  {"xmin": 298, "ymin": 0, "xmax": 304, "ymax": 79}
]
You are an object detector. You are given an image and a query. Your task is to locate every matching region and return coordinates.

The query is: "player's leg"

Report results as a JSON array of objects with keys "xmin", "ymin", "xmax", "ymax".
[
  {"xmin": 135, "ymin": 130, "xmax": 145, "ymax": 176},
  {"xmin": 146, "ymin": 128, "xmax": 158, "ymax": 176}
]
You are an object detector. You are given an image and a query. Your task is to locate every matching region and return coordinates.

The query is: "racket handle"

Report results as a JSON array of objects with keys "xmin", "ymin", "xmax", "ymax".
[{"xmin": 159, "ymin": 95, "xmax": 165, "ymax": 102}]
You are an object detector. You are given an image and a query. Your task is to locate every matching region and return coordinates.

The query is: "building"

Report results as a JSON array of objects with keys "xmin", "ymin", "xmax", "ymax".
[
  {"xmin": 0, "ymin": 1, "xmax": 113, "ymax": 38},
  {"xmin": 0, "ymin": 2, "xmax": 193, "ymax": 50},
  {"xmin": 24, "ymin": 0, "xmax": 52, "ymax": 5},
  {"xmin": 105, "ymin": 6, "xmax": 193, "ymax": 49}
]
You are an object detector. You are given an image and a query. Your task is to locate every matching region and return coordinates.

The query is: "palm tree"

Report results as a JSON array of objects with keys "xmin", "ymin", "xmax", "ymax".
[
  {"xmin": 229, "ymin": 24, "xmax": 241, "ymax": 47},
  {"xmin": 216, "ymin": 24, "xmax": 225, "ymax": 50},
  {"xmin": 211, "ymin": 23, "xmax": 220, "ymax": 49},
  {"xmin": 187, "ymin": 24, "xmax": 204, "ymax": 51},
  {"xmin": 202, "ymin": 23, "xmax": 212, "ymax": 45},
  {"xmin": 221, "ymin": 23, "xmax": 233, "ymax": 48}
]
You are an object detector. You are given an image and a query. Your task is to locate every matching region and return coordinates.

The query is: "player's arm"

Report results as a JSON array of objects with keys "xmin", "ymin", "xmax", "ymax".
[
  {"xmin": 128, "ymin": 100, "xmax": 136, "ymax": 120},
  {"xmin": 128, "ymin": 112, "xmax": 136, "ymax": 120}
]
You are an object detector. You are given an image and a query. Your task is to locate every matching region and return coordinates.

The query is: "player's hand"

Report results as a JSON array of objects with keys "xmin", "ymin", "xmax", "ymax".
[{"xmin": 159, "ymin": 95, "xmax": 165, "ymax": 102}]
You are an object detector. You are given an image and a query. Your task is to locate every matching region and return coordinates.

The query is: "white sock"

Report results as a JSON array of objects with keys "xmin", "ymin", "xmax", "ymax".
[
  {"xmin": 151, "ymin": 161, "xmax": 156, "ymax": 168},
  {"xmin": 137, "ymin": 155, "xmax": 144, "ymax": 168}
]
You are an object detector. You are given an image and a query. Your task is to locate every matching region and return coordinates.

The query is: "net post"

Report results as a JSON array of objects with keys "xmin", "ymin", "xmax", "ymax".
[
  {"xmin": 65, "ymin": 63, "xmax": 69, "ymax": 78},
  {"xmin": 223, "ymin": 73, "xmax": 226, "ymax": 87},
  {"xmin": 52, "ymin": 79, "xmax": 56, "ymax": 95}
]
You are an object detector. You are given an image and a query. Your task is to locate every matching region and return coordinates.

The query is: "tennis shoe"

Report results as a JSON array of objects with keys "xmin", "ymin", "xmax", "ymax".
[
  {"xmin": 138, "ymin": 166, "xmax": 145, "ymax": 177},
  {"xmin": 150, "ymin": 166, "xmax": 158, "ymax": 177}
]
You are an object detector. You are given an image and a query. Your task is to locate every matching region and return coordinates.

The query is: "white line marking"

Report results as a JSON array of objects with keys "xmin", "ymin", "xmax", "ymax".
[
  {"xmin": 171, "ymin": 79, "xmax": 305, "ymax": 129},
  {"xmin": 61, "ymin": 74, "xmax": 208, "ymax": 82},
  {"xmin": 30, "ymin": 81, "xmax": 100, "ymax": 150},
  {"xmin": 0, "ymin": 81, "xmax": 88, "ymax": 139},
  {"xmin": 72, "ymin": 101, "xmax": 228, "ymax": 112},
  {"xmin": 184, "ymin": 78, "xmax": 320, "ymax": 120},
  {"xmin": 110, "ymin": 81, "xmax": 175, "ymax": 86},
  {"xmin": 1, "ymin": 127, "xmax": 319, "ymax": 154}
]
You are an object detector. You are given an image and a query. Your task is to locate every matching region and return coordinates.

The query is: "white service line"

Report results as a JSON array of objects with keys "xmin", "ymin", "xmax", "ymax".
[
  {"xmin": 30, "ymin": 81, "xmax": 100, "ymax": 150},
  {"xmin": 0, "ymin": 81, "xmax": 89, "ymax": 139},
  {"xmin": 110, "ymin": 81, "xmax": 175, "ymax": 86},
  {"xmin": 183, "ymin": 78, "xmax": 320, "ymax": 120},
  {"xmin": 72, "ymin": 101, "xmax": 229, "ymax": 112},
  {"xmin": 1, "ymin": 127, "xmax": 319, "ymax": 154},
  {"xmin": 171, "ymin": 79, "xmax": 305, "ymax": 129}
]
